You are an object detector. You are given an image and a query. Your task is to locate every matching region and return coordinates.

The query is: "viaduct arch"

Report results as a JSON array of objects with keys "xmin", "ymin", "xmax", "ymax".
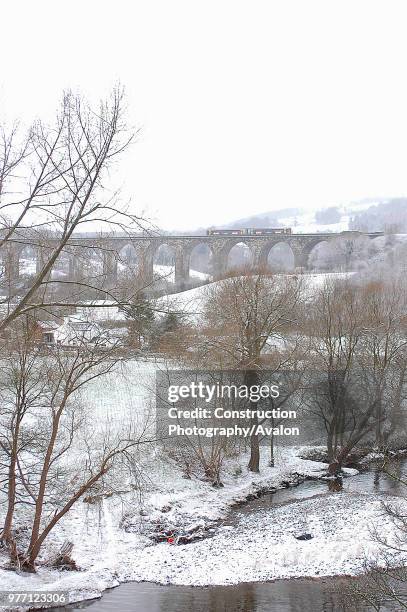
[{"xmin": 2, "ymin": 230, "xmax": 384, "ymax": 289}]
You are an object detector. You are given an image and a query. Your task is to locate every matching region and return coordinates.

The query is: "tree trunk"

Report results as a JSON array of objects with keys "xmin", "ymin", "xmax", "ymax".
[
  {"xmin": 375, "ymin": 397, "xmax": 383, "ymax": 447},
  {"xmin": 269, "ymin": 433, "xmax": 274, "ymax": 467},
  {"xmin": 248, "ymin": 432, "xmax": 260, "ymax": 472},
  {"xmin": 328, "ymin": 444, "xmax": 352, "ymax": 475},
  {"xmin": 245, "ymin": 368, "xmax": 260, "ymax": 472},
  {"xmin": 26, "ymin": 406, "xmax": 64, "ymax": 566},
  {"xmin": 269, "ymin": 417, "xmax": 275, "ymax": 467},
  {"xmin": 1, "ymin": 454, "xmax": 17, "ymax": 543},
  {"xmin": 327, "ymin": 429, "xmax": 335, "ymax": 463},
  {"xmin": 1, "ymin": 424, "xmax": 20, "ymax": 546},
  {"xmin": 21, "ymin": 456, "xmax": 112, "ymax": 571}
]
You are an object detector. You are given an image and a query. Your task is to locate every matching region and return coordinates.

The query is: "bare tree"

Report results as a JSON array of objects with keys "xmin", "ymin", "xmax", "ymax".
[
  {"xmin": 0, "ymin": 86, "xmax": 151, "ymax": 330},
  {"xmin": 156, "ymin": 367, "xmax": 244, "ymax": 485},
  {"xmin": 358, "ymin": 276, "xmax": 407, "ymax": 446},
  {"xmin": 305, "ymin": 277, "xmax": 407, "ymax": 474},
  {"xmin": 0, "ymin": 317, "xmax": 45, "ymax": 550},
  {"xmin": 344, "ymin": 458, "xmax": 407, "ymax": 610},
  {"xmin": 0, "ymin": 316, "xmax": 151, "ymax": 571},
  {"xmin": 201, "ymin": 269, "xmax": 305, "ymax": 472}
]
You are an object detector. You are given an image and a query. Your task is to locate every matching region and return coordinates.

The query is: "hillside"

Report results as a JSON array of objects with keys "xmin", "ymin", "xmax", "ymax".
[{"xmin": 198, "ymin": 198, "xmax": 406, "ymax": 235}]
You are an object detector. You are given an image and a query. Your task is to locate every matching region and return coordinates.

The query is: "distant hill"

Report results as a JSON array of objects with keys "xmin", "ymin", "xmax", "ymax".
[
  {"xmin": 349, "ymin": 198, "xmax": 407, "ymax": 233},
  {"xmin": 173, "ymin": 198, "xmax": 407, "ymax": 235},
  {"xmin": 222, "ymin": 208, "xmax": 301, "ymax": 229},
  {"xmin": 205, "ymin": 199, "xmax": 407, "ymax": 235}
]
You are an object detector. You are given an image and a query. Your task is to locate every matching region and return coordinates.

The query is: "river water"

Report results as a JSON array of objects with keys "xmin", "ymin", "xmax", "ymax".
[{"xmin": 54, "ymin": 458, "xmax": 407, "ymax": 612}]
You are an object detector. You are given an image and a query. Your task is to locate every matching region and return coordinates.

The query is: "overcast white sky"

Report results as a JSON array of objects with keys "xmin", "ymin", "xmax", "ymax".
[{"xmin": 1, "ymin": 1, "xmax": 407, "ymax": 230}]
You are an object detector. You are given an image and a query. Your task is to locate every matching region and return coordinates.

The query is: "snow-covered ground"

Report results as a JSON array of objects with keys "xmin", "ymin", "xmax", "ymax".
[
  {"xmin": 0, "ymin": 446, "xmax": 370, "ymax": 608},
  {"xmin": 156, "ymin": 272, "xmax": 354, "ymax": 323},
  {"xmin": 1, "ymin": 358, "xmax": 406, "ymax": 609},
  {"xmin": 70, "ymin": 272, "xmax": 356, "ymax": 328},
  {"xmin": 1, "ymin": 443, "xmax": 405, "ymax": 608},
  {"xmin": 153, "ymin": 264, "xmax": 210, "ymax": 283},
  {"xmin": 75, "ymin": 300, "xmax": 127, "ymax": 323},
  {"xmin": 124, "ymin": 492, "xmax": 404, "ymax": 585},
  {"xmin": 278, "ymin": 200, "xmax": 376, "ymax": 234},
  {"xmin": 280, "ymin": 212, "xmax": 349, "ymax": 234}
]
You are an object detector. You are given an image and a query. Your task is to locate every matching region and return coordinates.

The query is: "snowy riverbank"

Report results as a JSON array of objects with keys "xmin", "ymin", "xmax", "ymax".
[{"xmin": 1, "ymin": 446, "xmax": 399, "ymax": 609}]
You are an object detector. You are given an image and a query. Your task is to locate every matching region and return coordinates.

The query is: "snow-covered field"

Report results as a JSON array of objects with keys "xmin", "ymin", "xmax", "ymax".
[
  {"xmin": 156, "ymin": 272, "xmax": 354, "ymax": 323},
  {"xmin": 69, "ymin": 272, "xmax": 355, "ymax": 328},
  {"xmin": 278, "ymin": 200, "xmax": 375, "ymax": 234},
  {"xmin": 279, "ymin": 213, "xmax": 349, "ymax": 234}
]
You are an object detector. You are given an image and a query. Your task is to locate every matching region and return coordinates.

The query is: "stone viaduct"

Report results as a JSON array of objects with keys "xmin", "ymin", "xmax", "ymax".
[{"xmin": 3, "ymin": 230, "xmax": 384, "ymax": 287}]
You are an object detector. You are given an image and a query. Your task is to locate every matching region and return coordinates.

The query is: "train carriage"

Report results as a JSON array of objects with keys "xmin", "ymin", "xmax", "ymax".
[{"xmin": 206, "ymin": 227, "xmax": 292, "ymax": 236}]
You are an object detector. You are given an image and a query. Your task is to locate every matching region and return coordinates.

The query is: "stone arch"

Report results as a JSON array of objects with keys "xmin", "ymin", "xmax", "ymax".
[
  {"xmin": 18, "ymin": 245, "xmax": 37, "ymax": 277},
  {"xmin": 287, "ymin": 237, "xmax": 333, "ymax": 270},
  {"xmin": 258, "ymin": 241, "xmax": 295, "ymax": 271},
  {"xmin": 80, "ymin": 245, "xmax": 103, "ymax": 278},
  {"xmin": 153, "ymin": 243, "xmax": 177, "ymax": 284},
  {"xmin": 117, "ymin": 242, "xmax": 139, "ymax": 275},
  {"xmin": 307, "ymin": 234, "xmax": 371, "ymax": 272},
  {"xmin": 220, "ymin": 239, "xmax": 255, "ymax": 274},
  {"xmin": 307, "ymin": 240, "xmax": 332, "ymax": 271},
  {"xmin": 187, "ymin": 242, "xmax": 213, "ymax": 281},
  {"xmin": 51, "ymin": 250, "xmax": 71, "ymax": 280}
]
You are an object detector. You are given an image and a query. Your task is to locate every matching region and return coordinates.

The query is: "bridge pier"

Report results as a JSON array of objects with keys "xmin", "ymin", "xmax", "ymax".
[
  {"xmin": 36, "ymin": 246, "xmax": 47, "ymax": 275},
  {"xmin": 68, "ymin": 255, "xmax": 83, "ymax": 282},
  {"xmin": 139, "ymin": 247, "xmax": 154, "ymax": 286},
  {"xmin": 211, "ymin": 248, "xmax": 227, "ymax": 279},
  {"xmin": 4, "ymin": 246, "xmax": 20, "ymax": 280},
  {"xmin": 292, "ymin": 248, "xmax": 310, "ymax": 270},
  {"xmin": 174, "ymin": 250, "xmax": 189, "ymax": 287},
  {"xmin": 102, "ymin": 250, "xmax": 118, "ymax": 283},
  {"xmin": 287, "ymin": 239, "xmax": 313, "ymax": 270},
  {"xmin": 250, "ymin": 243, "xmax": 265, "ymax": 270}
]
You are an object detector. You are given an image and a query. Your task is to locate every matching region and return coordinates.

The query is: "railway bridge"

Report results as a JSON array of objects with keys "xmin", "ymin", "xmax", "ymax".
[{"xmin": 3, "ymin": 230, "xmax": 384, "ymax": 288}]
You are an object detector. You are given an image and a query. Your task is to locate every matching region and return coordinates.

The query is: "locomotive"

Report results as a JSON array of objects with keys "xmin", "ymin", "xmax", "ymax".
[{"xmin": 206, "ymin": 227, "xmax": 292, "ymax": 236}]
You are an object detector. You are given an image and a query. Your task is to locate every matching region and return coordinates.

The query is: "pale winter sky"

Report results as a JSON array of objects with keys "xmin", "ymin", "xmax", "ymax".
[{"xmin": 1, "ymin": 1, "xmax": 407, "ymax": 230}]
